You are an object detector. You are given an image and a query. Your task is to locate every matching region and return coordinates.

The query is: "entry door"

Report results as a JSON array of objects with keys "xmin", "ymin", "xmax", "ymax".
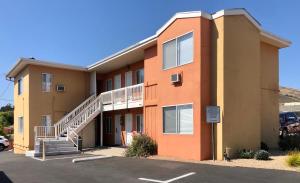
[
  {"xmin": 114, "ymin": 115, "xmax": 121, "ymax": 145},
  {"xmin": 125, "ymin": 113, "xmax": 133, "ymax": 145},
  {"xmin": 125, "ymin": 71, "xmax": 132, "ymax": 87},
  {"xmin": 114, "ymin": 74, "xmax": 121, "ymax": 89}
]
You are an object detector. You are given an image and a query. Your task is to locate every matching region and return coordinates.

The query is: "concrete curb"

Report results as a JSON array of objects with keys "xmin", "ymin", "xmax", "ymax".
[{"xmin": 72, "ymin": 155, "xmax": 113, "ymax": 163}]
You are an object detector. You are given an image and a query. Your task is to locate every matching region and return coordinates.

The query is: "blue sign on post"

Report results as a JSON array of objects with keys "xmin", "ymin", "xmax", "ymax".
[{"xmin": 206, "ymin": 106, "xmax": 221, "ymax": 161}]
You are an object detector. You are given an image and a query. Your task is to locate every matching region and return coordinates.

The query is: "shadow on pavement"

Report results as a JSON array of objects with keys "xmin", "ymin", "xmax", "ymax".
[{"xmin": 0, "ymin": 171, "xmax": 13, "ymax": 183}]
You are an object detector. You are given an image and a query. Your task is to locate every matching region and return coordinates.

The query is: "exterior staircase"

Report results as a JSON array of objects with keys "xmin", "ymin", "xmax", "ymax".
[{"xmin": 28, "ymin": 83, "xmax": 143, "ymax": 157}]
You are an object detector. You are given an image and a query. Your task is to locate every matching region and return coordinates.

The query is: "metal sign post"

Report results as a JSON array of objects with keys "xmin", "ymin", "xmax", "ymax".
[{"xmin": 206, "ymin": 106, "xmax": 220, "ymax": 161}]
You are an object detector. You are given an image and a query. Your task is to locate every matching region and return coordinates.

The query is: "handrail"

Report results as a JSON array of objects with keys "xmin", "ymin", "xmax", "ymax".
[
  {"xmin": 54, "ymin": 94, "xmax": 96, "ymax": 137},
  {"xmin": 35, "ymin": 83, "xmax": 144, "ymax": 145},
  {"xmin": 67, "ymin": 127, "xmax": 79, "ymax": 150},
  {"xmin": 35, "ymin": 126, "xmax": 56, "ymax": 141}
]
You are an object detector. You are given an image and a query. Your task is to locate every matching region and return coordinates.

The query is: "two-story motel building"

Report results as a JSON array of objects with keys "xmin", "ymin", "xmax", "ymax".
[{"xmin": 6, "ymin": 9, "xmax": 291, "ymax": 160}]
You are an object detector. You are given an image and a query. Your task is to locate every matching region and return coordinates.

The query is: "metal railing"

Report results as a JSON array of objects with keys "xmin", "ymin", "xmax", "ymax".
[{"xmin": 34, "ymin": 126, "xmax": 56, "ymax": 140}]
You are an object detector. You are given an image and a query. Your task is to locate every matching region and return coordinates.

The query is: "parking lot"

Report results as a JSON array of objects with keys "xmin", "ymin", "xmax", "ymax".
[{"xmin": 0, "ymin": 151, "xmax": 299, "ymax": 183}]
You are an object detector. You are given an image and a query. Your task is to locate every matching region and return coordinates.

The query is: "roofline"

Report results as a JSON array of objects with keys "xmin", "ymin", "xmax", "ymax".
[
  {"xmin": 88, "ymin": 35, "xmax": 157, "ymax": 70},
  {"xmin": 89, "ymin": 9, "xmax": 291, "ymax": 70},
  {"xmin": 6, "ymin": 58, "xmax": 87, "ymax": 78}
]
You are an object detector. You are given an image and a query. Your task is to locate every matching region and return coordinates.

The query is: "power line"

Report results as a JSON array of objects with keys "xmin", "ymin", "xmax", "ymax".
[{"xmin": 0, "ymin": 82, "xmax": 11, "ymax": 98}]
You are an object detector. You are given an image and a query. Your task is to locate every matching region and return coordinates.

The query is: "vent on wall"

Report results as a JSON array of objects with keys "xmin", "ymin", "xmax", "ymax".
[
  {"xmin": 56, "ymin": 84, "xmax": 65, "ymax": 92},
  {"xmin": 171, "ymin": 73, "xmax": 181, "ymax": 84}
]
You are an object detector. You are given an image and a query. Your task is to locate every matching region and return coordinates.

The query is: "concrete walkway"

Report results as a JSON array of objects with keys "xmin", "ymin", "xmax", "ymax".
[{"xmin": 84, "ymin": 146, "xmax": 126, "ymax": 157}]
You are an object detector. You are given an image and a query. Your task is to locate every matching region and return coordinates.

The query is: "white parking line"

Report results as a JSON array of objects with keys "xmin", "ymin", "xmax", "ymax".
[
  {"xmin": 139, "ymin": 172, "xmax": 196, "ymax": 183},
  {"xmin": 31, "ymin": 155, "xmax": 90, "ymax": 161}
]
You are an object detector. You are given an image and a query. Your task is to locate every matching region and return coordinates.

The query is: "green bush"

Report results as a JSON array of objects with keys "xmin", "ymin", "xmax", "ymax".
[
  {"xmin": 255, "ymin": 150, "xmax": 270, "ymax": 160},
  {"xmin": 125, "ymin": 134, "xmax": 157, "ymax": 157},
  {"xmin": 239, "ymin": 149, "xmax": 255, "ymax": 159},
  {"xmin": 286, "ymin": 151, "xmax": 300, "ymax": 167},
  {"xmin": 261, "ymin": 142, "xmax": 269, "ymax": 151},
  {"xmin": 278, "ymin": 135, "xmax": 300, "ymax": 151}
]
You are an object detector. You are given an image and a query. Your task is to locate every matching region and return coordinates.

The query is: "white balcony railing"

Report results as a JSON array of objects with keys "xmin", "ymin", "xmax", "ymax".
[
  {"xmin": 35, "ymin": 83, "xmax": 144, "ymax": 141},
  {"xmin": 101, "ymin": 83, "xmax": 144, "ymax": 110}
]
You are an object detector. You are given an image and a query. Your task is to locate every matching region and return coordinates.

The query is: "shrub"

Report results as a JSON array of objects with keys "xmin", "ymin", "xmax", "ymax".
[
  {"xmin": 255, "ymin": 150, "xmax": 270, "ymax": 160},
  {"xmin": 261, "ymin": 142, "xmax": 269, "ymax": 151},
  {"xmin": 278, "ymin": 135, "xmax": 300, "ymax": 151},
  {"xmin": 286, "ymin": 151, "xmax": 300, "ymax": 167},
  {"xmin": 239, "ymin": 149, "xmax": 255, "ymax": 159},
  {"xmin": 125, "ymin": 134, "xmax": 157, "ymax": 157}
]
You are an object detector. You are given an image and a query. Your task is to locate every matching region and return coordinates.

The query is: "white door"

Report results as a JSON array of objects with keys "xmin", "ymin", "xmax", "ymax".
[
  {"xmin": 114, "ymin": 115, "xmax": 121, "ymax": 145},
  {"xmin": 125, "ymin": 71, "xmax": 132, "ymax": 87},
  {"xmin": 125, "ymin": 113, "xmax": 133, "ymax": 145},
  {"xmin": 114, "ymin": 74, "xmax": 121, "ymax": 89}
]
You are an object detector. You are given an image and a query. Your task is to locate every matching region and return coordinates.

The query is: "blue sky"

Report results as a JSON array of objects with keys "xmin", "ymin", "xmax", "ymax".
[{"xmin": 0, "ymin": 0, "xmax": 299, "ymax": 107}]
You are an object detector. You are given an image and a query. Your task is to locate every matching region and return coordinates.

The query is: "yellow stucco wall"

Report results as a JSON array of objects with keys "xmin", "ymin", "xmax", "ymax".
[
  {"xmin": 13, "ymin": 67, "xmax": 30, "ymax": 153},
  {"xmin": 14, "ymin": 65, "xmax": 92, "ymax": 153},
  {"xmin": 212, "ymin": 15, "xmax": 281, "ymax": 160},
  {"xmin": 260, "ymin": 42, "xmax": 280, "ymax": 148}
]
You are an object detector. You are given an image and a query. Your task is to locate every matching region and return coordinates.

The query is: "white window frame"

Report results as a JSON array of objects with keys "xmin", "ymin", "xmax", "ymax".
[
  {"xmin": 42, "ymin": 73, "xmax": 52, "ymax": 92},
  {"xmin": 162, "ymin": 103, "xmax": 193, "ymax": 135},
  {"xmin": 162, "ymin": 31, "xmax": 194, "ymax": 70},
  {"xmin": 41, "ymin": 115, "xmax": 52, "ymax": 126},
  {"xmin": 104, "ymin": 116, "xmax": 112, "ymax": 134},
  {"xmin": 136, "ymin": 114, "xmax": 143, "ymax": 133},
  {"xmin": 18, "ymin": 116, "xmax": 24, "ymax": 134},
  {"xmin": 105, "ymin": 79, "xmax": 113, "ymax": 91},
  {"xmin": 136, "ymin": 68, "xmax": 144, "ymax": 84},
  {"xmin": 18, "ymin": 77, "xmax": 23, "ymax": 95}
]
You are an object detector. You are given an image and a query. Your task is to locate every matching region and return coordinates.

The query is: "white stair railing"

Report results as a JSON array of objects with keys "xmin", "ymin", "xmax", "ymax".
[
  {"xmin": 54, "ymin": 94, "xmax": 96, "ymax": 137},
  {"xmin": 34, "ymin": 83, "xmax": 144, "ymax": 147}
]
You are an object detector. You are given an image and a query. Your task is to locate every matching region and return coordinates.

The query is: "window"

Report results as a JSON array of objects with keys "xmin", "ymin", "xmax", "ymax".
[
  {"xmin": 136, "ymin": 114, "xmax": 143, "ymax": 133},
  {"xmin": 18, "ymin": 117, "xmax": 24, "ymax": 134},
  {"xmin": 18, "ymin": 78, "xmax": 23, "ymax": 95},
  {"xmin": 163, "ymin": 32, "xmax": 194, "ymax": 69},
  {"xmin": 136, "ymin": 69, "xmax": 144, "ymax": 84},
  {"xmin": 41, "ymin": 115, "xmax": 51, "ymax": 126},
  {"xmin": 105, "ymin": 79, "xmax": 113, "ymax": 91},
  {"xmin": 42, "ymin": 73, "xmax": 52, "ymax": 92},
  {"xmin": 163, "ymin": 104, "xmax": 193, "ymax": 134},
  {"xmin": 114, "ymin": 74, "xmax": 121, "ymax": 89},
  {"xmin": 104, "ymin": 116, "xmax": 112, "ymax": 134}
]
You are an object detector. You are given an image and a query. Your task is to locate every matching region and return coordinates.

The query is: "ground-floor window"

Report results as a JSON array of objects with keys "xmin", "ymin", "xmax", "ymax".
[
  {"xmin": 41, "ymin": 115, "xmax": 52, "ymax": 126},
  {"xmin": 104, "ymin": 116, "xmax": 112, "ymax": 134},
  {"xmin": 18, "ymin": 116, "xmax": 24, "ymax": 134},
  {"xmin": 163, "ymin": 104, "xmax": 193, "ymax": 134},
  {"xmin": 136, "ymin": 114, "xmax": 143, "ymax": 133}
]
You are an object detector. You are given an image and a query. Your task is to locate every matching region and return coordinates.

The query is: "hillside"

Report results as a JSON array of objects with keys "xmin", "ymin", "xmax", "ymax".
[{"xmin": 279, "ymin": 86, "xmax": 300, "ymax": 103}]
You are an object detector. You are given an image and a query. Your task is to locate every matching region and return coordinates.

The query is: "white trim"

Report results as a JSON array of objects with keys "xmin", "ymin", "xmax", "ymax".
[
  {"xmin": 212, "ymin": 9, "xmax": 261, "ymax": 30},
  {"xmin": 261, "ymin": 30, "xmax": 291, "ymax": 48},
  {"xmin": 7, "ymin": 58, "xmax": 87, "ymax": 78},
  {"xmin": 156, "ymin": 11, "xmax": 211, "ymax": 36},
  {"xmin": 88, "ymin": 35, "xmax": 157, "ymax": 70}
]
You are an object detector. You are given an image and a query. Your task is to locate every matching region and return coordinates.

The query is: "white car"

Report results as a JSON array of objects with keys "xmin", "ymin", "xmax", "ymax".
[{"xmin": 0, "ymin": 136, "xmax": 10, "ymax": 151}]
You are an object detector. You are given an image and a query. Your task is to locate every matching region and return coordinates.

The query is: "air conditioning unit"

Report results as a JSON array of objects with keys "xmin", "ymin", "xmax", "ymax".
[
  {"xmin": 171, "ymin": 73, "xmax": 181, "ymax": 84},
  {"xmin": 56, "ymin": 84, "xmax": 65, "ymax": 92}
]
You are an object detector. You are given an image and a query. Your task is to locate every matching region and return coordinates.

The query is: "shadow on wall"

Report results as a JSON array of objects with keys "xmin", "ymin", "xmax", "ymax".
[{"xmin": 0, "ymin": 171, "xmax": 13, "ymax": 183}]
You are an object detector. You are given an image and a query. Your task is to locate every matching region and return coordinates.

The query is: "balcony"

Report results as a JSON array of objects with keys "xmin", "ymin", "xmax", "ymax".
[{"xmin": 101, "ymin": 83, "xmax": 144, "ymax": 111}]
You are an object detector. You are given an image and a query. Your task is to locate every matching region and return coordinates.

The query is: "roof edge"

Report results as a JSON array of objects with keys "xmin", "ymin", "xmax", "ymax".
[{"xmin": 6, "ymin": 58, "xmax": 87, "ymax": 78}]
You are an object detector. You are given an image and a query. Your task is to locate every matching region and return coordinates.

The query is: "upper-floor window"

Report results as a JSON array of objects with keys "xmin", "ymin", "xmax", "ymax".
[
  {"xmin": 163, "ymin": 32, "xmax": 194, "ymax": 70},
  {"xmin": 42, "ymin": 73, "xmax": 52, "ymax": 92},
  {"xmin": 105, "ymin": 79, "xmax": 113, "ymax": 91},
  {"xmin": 136, "ymin": 69, "xmax": 144, "ymax": 84},
  {"xmin": 18, "ymin": 77, "xmax": 23, "ymax": 95}
]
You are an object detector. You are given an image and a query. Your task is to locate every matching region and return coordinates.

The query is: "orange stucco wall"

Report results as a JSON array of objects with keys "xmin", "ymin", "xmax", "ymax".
[{"xmin": 144, "ymin": 17, "xmax": 211, "ymax": 160}]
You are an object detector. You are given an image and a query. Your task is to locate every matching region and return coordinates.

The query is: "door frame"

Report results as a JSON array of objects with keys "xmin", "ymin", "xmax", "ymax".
[
  {"xmin": 114, "ymin": 114, "xmax": 121, "ymax": 145},
  {"xmin": 125, "ymin": 113, "xmax": 133, "ymax": 145},
  {"xmin": 125, "ymin": 71, "xmax": 132, "ymax": 87}
]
